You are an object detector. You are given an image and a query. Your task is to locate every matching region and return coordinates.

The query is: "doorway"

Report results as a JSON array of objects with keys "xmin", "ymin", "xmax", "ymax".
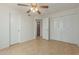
[{"xmin": 37, "ymin": 21, "xmax": 40, "ymax": 37}]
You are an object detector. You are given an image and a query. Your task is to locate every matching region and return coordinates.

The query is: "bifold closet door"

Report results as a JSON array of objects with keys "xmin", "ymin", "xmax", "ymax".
[{"xmin": 10, "ymin": 11, "xmax": 21, "ymax": 45}]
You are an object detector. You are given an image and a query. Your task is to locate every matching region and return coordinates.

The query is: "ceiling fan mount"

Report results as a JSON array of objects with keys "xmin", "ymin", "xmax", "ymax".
[{"xmin": 17, "ymin": 3, "xmax": 48, "ymax": 15}]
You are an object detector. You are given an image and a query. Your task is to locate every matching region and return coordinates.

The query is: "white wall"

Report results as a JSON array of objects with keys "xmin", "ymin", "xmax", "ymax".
[
  {"xmin": 0, "ymin": 5, "xmax": 35, "ymax": 49},
  {"xmin": 0, "ymin": 6, "xmax": 9, "ymax": 48},
  {"xmin": 40, "ymin": 20, "xmax": 42, "ymax": 37},
  {"xmin": 20, "ymin": 13, "xmax": 34, "ymax": 42},
  {"xmin": 42, "ymin": 18, "xmax": 49, "ymax": 40},
  {"xmin": 33, "ymin": 19, "xmax": 37, "ymax": 39},
  {"xmin": 50, "ymin": 8, "xmax": 79, "ymax": 45}
]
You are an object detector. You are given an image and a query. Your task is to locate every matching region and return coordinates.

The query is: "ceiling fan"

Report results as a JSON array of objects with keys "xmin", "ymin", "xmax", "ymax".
[{"xmin": 17, "ymin": 3, "xmax": 48, "ymax": 15}]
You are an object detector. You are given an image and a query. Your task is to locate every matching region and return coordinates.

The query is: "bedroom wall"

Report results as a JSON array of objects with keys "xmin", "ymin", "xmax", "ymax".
[
  {"xmin": 20, "ymin": 13, "xmax": 34, "ymax": 42},
  {"xmin": 0, "ymin": 5, "xmax": 34, "ymax": 48},
  {"xmin": 0, "ymin": 6, "xmax": 9, "ymax": 48},
  {"xmin": 42, "ymin": 18, "xmax": 49, "ymax": 40},
  {"xmin": 50, "ymin": 8, "xmax": 79, "ymax": 45}
]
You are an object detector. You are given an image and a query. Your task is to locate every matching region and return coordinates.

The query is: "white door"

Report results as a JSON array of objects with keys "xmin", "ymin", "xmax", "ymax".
[
  {"xmin": 10, "ymin": 11, "xmax": 21, "ymax": 45},
  {"xmin": 42, "ymin": 18, "xmax": 49, "ymax": 40}
]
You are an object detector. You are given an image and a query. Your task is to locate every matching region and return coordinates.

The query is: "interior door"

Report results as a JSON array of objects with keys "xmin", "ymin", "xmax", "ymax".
[{"xmin": 10, "ymin": 11, "xmax": 21, "ymax": 45}]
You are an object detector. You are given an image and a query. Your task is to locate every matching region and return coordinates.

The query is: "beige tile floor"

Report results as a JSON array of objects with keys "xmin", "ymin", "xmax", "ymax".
[{"xmin": 0, "ymin": 38, "xmax": 79, "ymax": 55}]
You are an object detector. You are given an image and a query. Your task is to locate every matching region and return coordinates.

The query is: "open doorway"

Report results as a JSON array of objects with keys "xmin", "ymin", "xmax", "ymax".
[
  {"xmin": 36, "ymin": 19, "xmax": 42, "ymax": 39},
  {"xmin": 37, "ymin": 21, "xmax": 40, "ymax": 37}
]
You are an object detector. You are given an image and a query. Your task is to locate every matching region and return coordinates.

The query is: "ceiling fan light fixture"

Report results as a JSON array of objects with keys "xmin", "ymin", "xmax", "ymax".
[
  {"xmin": 30, "ymin": 7, "xmax": 33, "ymax": 11},
  {"xmin": 35, "ymin": 8, "xmax": 38, "ymax": 11},
  {"xmin": 30, "ymin": 7, "xmax": 35, "ymax": 12},
  {"xmin": 30, "ymin": 7, "xmax": 38, "ymax": 13},
  {"xmin": 17, "ymin": 3, "xmax": 48, "ymax": 14},
  {"xmin": 32, "ymin": 10, "xmax": 35, "ymax": 12}
]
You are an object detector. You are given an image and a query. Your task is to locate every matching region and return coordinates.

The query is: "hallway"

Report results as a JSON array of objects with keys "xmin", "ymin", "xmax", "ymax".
[{"xmin": 0, "ymin": 38, "xmax": 79, "ymax": 55}]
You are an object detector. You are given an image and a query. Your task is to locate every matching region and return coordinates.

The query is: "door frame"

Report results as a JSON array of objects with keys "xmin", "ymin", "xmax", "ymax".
[{"xmin": 35, "ymin": 19, "xmax": 42, "ymax": 38}]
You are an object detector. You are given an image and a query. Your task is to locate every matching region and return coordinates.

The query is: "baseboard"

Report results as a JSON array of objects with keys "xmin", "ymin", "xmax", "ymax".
[
  {"xmin": 19, "ymin": 39, "xmax": 34, "ymax": 43},
  {"xmin": 10, "ymin": 39, "xmax": 34, "ymax": 47},
  {"xmin": 50, "ymin": 39, "xmax": 78, "ymax": 46},
  {"xmin": 0, "ymin": 44, "xmax": 9, "ymax": 50}
]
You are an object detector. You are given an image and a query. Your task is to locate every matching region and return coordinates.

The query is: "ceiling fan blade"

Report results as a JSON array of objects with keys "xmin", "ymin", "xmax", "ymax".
[
  {"xmin": 37, "ymin": 10, "xmax": 41, "ymax": 14},
  {"xmin": 27, "ymin": 9, "xmax": 31, "ymax": 13},
  {"xmin": 17, "ymin": 4, "xmax": 29, "ymax": 6},
  {"xmin": 40, "ymin": 6, "xmax": 48, "ymax": 8}
]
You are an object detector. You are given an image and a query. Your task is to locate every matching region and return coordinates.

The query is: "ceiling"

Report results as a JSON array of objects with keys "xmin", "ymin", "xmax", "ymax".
[{"xmin": 0, "ymin": 3, "xmax": 79, "ymax": 18}]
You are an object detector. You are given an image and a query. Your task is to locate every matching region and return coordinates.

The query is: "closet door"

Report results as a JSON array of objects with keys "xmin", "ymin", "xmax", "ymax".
[{"xmin": 10, "ymin": 10, "xmax": 21, "ymax": 45}]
